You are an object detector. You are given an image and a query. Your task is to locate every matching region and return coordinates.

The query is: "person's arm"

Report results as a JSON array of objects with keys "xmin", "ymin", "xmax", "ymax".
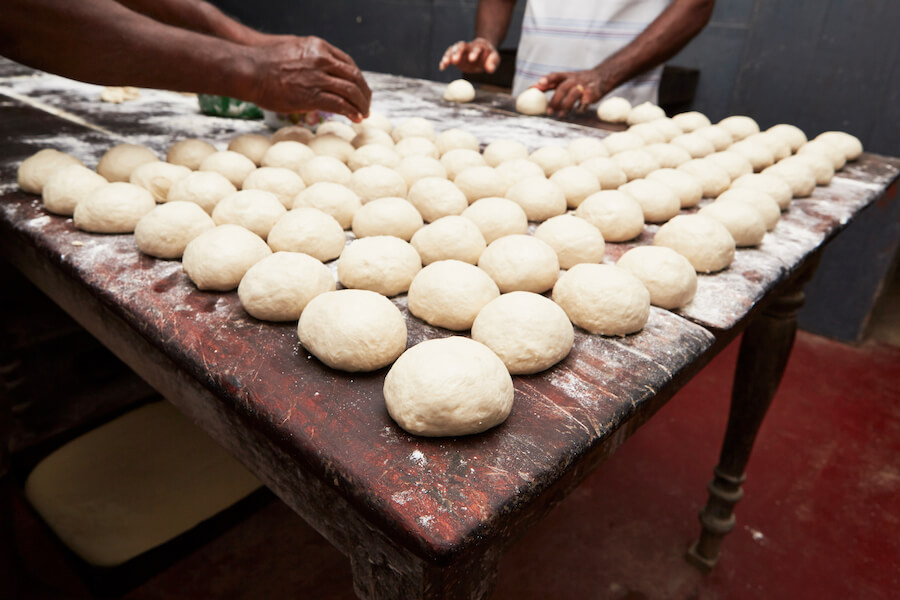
[
  {"xmin": 0, "ymin": 0, "xmax": 370, "ymax": 121},
  {"xmin": 536, "ymin": 0, "xmax": 715, "ymax": 116},
  {"xmin": 115, "ymin": 0, "xmax": 277, "ymax": 46},
  {"xmin": 439, "ymin": 0, "xmax": 517, "ymax": 74}
]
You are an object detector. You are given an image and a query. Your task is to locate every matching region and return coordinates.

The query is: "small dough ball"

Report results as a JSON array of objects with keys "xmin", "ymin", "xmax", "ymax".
[
  {"xmin": 410, "ymin": 215, "xmax": 486, "ymax": 265},
  {"xmin": 407, "ymin": 177, "xmax": 468, "ymax": 222},
  {"xmin": 435, "ymin": 129, "xmax": 480, "ymax": 155},
  {"xmin": 351, "ymin": 128, "xmax": 395, "ymax": 149},
  {"xmin": 616, "ymin": 246, "xmax": 697, "ymax": 309},
  {"xmin": 211, "ymin": 190, "xmax": 286, "ymax": 239},
  {"xmin": 549, "ymin": 165, "xmax": 601, "ymax": 208},
  {"xmin": 627, "ymin": 122, "xmax": 667, "ymax": 145},
  {"xmin": 272, "ymin": 125, "xmax": 315, "ymax": 145},
  {"xmin": 647, "ymin": 117, "xmax": 683, "ymax": 142},
  {"xmin": 597, "ymin": 96, "xmax": 632, "ymax": 123},
  {"xmin": 654, "ymin": 214, "xmax": 735, "ymax": 273},
  {"xmin": 298, "ymin": 155, "xmax": 352, "ymax": 186},
  {"xmin": 42, "ymin": 165, "xmax": 107, "ymax": 216},
  {"xmin": 166, "ymin": 139, "xmax": 217, "ymax": 170},
  {"xmin": 242, "ymin": 167, "xmax": 306, "ymax": 209},
  {"xmin": 580, "ymin": 157, "xmax": 628, "ymax": 188},
  {"xmin": 238, "ymin": 251, "xmax": 335, "ymax": 321},
  {"xmin": 718, "ymin": 116, "xmax": 759, "ymax": 141},
  {"xmin": 642, "ymin": 143, "xmax": 692, "ymax": 169},
  {"xmin": 626, "ymin": 101, "xmax": 666, "ymax": 125},
  {"xmin": 349, "ymin": 165, "xmax": 408, "ymax": 203},
  {"xmin": 261, "ymin": 141, "xmax": 315, "ymax": 173},
  {"xmin": 392, "ymin": 117, "xmax": 435, "ymax": 142},
  {"xmin": 602, "ymin": 131, "xmax": 644, "ymax": 155},
  {"xmin": 129, "ymin": 161, "xmax": 191, "ymax": 202},
  {"xmin": 505, "ymin": 176, "xmax": 566, "ymax": 221},
  {"xmin": 395, "ymin": 136, "xmax": 440, "ymax": 159},
  {"xmin": 298, "ymin": 289, "xmax": 407, "ymax": 372},
  {"xmin": 671, "ymin": 111, "xmax": 711, "ymax": 133},
  {"xmin": 472, "ymin": 292, "xmax": 574, "ymax": 374},
  {"xmin": 308, "ymin": 134, "xmax": 355, "ymax": 163},
  {"xmin": 455, "ymin": 166, "xmax": 507, "ymax": 202},
  {"xmin": 797, "ymin": 140, "xmax": 846, "ymax": 170},
  {"xmin": 716, "ymin": 188, "xmax": 781, "ymax": 231},
  {"xmin": 731, "ymin": 173, "xmax": 793, "ymax": 211},
  {"xmin": 762, "ymin": 161, "xmax": 816, "ymax": 198},
  {"xmin": 353, "ymin": 111, "xmax": 393, "ymax": 134},
  {"xmin": 647, "ymin": 168, "xmax": 703, "ymax": 208},
  {"xmin": 706, "ymin": 150, "xmax": 753, "ymax": 181},
  {"xmin": 694, "ymin": 125, "xmax": 734, "ymax": 152},
  {"xmin": 670, "ymin": 133, "xmax": 715, "ymax": 159},
  {"xmin": 483, "ymin": 139, "xmax": 529, "ymax": 167},
  {"xmin": 441, "ymin": 148, "xmax": 487, "ymax": 180},
  {"xmin": 316, "ymin": 121, "xmax": 357, "ymax": 142},
  {"xmin": 516, "ymin": 87, "xmax": 549, "ymax": 115},
  {"xmin": 552, "ymin": 264, "xmax": 650, "ymax": 336},
  {"xmin": 530, "ymin": 146, "xmax": 575, "ymax": 176},
  {"xmin": 496, "ymin": 158, "xmax": 547, "ymax": 189},
  {"xmin": 352, "ymin": 197, "xmax": 423, "ymax": 240},
  {"xmin": 814, "ymin": 131, "xmax": 863, "ymax": 161},
  {"xmin": 462, "ymin": 197, "xmax": 529, "ymax": 244},
  {"xmin": 443, "ymin": 79, "xmax": 476, "ymax": 102},
  {"xmin": 134, "ymin": 201, "xmax": 215, "ymax": 259},
  {"xmin": 18, "ymin": 149, "xmax": 86, "ymax": 195},
  {"xmin": 337, "ymin": 236, "xmax": 421, "ymax": 296},
  {"xmin": 746, "ymin": 132, "xmax": 791, "ymax": 162},
  {"xmin": 408, "ymin": 260, "xmax": 499, "ymax": 330},
  {"xmin": 227, "ymin": 133, "xmax": 272, "ymax": 166},
  {"xmin": 567, "ymin": 137, "xmax": 609, "ymax": 163},
  {"xmin": 182, "ymin": 224, "xmax": 272, "ymax": 291},
  {"xmin": 767, "ymin": 124, "xmax": 807, "ymax": 152},
  {"xmin": 395, "ymin": 156, "xmax": 448, "ymax": 187},
  {"xmin": 267, "ymin": 207, "xmax": 346, "ymax": 261},
  {"xmin": 727, "ymin": 139, "xmax": 775, "ymax": 172},
  {"xmin": 678, "ymin": 158, "xmax": 732, "ymax": 197},
  {"xmin": 97, "ymin": 144, "xmax": 157, "ymax": 183},
  {"xmin": 783, "ymin": 153, "xmax": 834, "ymax": 186},
  {"xmin": 699, "ymin": 200, "xmax": 767, "ymax": 247},
  {"xmin": 73, "ymin": 182, "xmax": 155, "ymax": 233},
  {"xmin": 611, "ymin": 149, "xmax": 661, "ymax": 180},
  {"xmin": 384, "ymin": 336, "xmax": 514, "ymax": 437},
  {"xmin": 166, "ymin": 171, "xmax": 236, "ymax": 214},
  {"xmin": 478, "ymin": 234, "xmax": 559, "ymax": 293},
  {"xmin": 575, "ymin": 190, "xmax": 644, "ymax": 242},
  {"xmin": 534, "ymin": 214, "xmax": 605, "ymax": 269},
  {"xmin": 619, "ymin": 178, "xmax": 681, "ymax": 223},
  {"xmin": 348, "ymin": 144, "xmax": 401, "ymax": 171},
  {"xmin": 199, "ymin": 150, "xmax": 256, "ymax": 189}
]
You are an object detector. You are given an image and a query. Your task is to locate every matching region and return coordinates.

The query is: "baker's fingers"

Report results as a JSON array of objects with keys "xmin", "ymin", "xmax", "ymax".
[
  {"xmin": 314, "ymin": 90, "xmax": 365, "ymax": 123},
  {"xmin": 468, "ymin": 45, "xmax": 483, "ymax": 65},
  {"xmin": 536, "ymin": 71, "xmax": 568, "ymax": 91},
  {"xmin": 324, "ymin": 58, "xmax": 371, "ymax": 102},
  {"xmin": 320, "ymin": 73, "xmax": 371, "ymax": 117},
  {"xmin": 439, "ymin": 42, "xmax": 463, "ymax": 70},
  {"xmin": 548, "ymin": 81, "xmax": 581, "ymax": 115},
  {"xmin": 485, "ymin": 50, "xmax": 501, "ymax": 74}
]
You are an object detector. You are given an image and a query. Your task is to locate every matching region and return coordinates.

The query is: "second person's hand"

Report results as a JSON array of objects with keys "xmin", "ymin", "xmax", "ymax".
[{"xmin": 439, "ymin": 37, "xmax": 500, "ymax": 74}]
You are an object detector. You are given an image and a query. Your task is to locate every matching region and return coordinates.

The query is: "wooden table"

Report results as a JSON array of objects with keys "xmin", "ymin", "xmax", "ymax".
[{"xmin": 2, "ymin": 63, "xmax": 898, "ymax": 598}]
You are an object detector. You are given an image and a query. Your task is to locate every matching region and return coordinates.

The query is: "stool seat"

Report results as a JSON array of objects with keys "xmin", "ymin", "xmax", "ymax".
[{"xmin": 24, "ymin": 401, "xmax": 261, "ymax": 568}]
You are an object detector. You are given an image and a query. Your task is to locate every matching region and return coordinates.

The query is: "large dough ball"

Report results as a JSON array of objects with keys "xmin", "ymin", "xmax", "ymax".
[
  {"xmin": 352, "ymin": 197, "xmax": 423, "ymax": 240},
  {"xmin": 298, "ymin": 155, "xmax": 351, "ymax": 186},
  {"xmin": 227, "ymin": 133, "xmax": 272, "ymax": 166},
  {"xmin": 384, "ymin": 336, "xmax": 514, "ymax": 437},
  {"xmin": 797, "ymin": 140, "xmax": 846, "ymax": 170},
  {"xmin": 567, "ymin": 137, "xmax": 609, "ymax": 163},
  {"xmin": 97, "ymin": 144, "xmax": 157, "ymax": 183},
  {"xmin": 395, "ymin": 156, "xmax": 448, "ymax": 187},
  {"xmin": 516, "ymin": 88, "xmax": 548, "ymax": 115},
  {"xmin": 337, "ymin": 236, "xmax": 422, "ymax": 296},
  {"xmin": 728, "ymin": 139, "xmax": 775, "ymax": 172},
  {"xmin": 166, "ymin": 171, "xmax": 236, "ymax": 214},
  {"xmin": 575, "ymin": 190, "xmax": 645, "ymax": 242},
  {"xmin": 134, "ymin": 201, "xmax": 215, "ymax": 259},
  {"xmin": 307, "ymin": 134, "xmax": 355, "ymax": 163},
  {"xmin": 654, "ymin": 214, "xmax": 735, "ymax": 273},
  {"xmin": 718, "ymin": 116, "xmax": 759, "ymax": 141},
  {"xmin": 443, "ymin": 79, "xmax": 476, "ymax": 103},
  {"xmin": 552, "ymin": 264, "xmax": 650, "ymax": 336},
  {"xmin": 495, "ymin": 158, "xmax": 546, "ymax": 189},
  {"xmin": 272, "ymin": 126, "xmax": 315, "ymax": 145},
  {"xmin": 534, "ymin": 215, "xmax": 605, "ymax": 269},
  {"xmin": 642, "ymin": 143, "xmax": 692, "ymax": 169},
  {"xmin": 549, "ymin": 166, "xmax": 601, "ymax": 208},
  {"xmin": 407, "ymin": 177, "xmax": 468, "ymax": 222},
  {"xmin": 261, "ymin": 141, "xmax": 315, "ymax": 172},
  {"xmin": 671, "ymin": 111, "xmax": 711, "ymax": 133},
  {"xmin": 19, "ymin": 149, "xmax": 84, "ymax": 194},
  {"xmin": 73, "ymin": 182, "xmax": 156, "ymax": 233},
  {"xmin": 441, "ymin": 148, "xmax": 486, "ymax": 180},
  {"xmin": 410, "ymin": 215, "xmax": 486, "ymax": 265},
  {"xmin": 814, "ymin": 131, "xmax": 863, "ymax": 161},
  {"xmin": 166, "ymin": 139, "xmax": 217, "ymax": 170},
  {"xmin": 483, "ymin": 139, "xmax": 529, "ymax": 167},
  {"xmin": 182, "ymin": 224, "xmax": 272, "ymax": 290},
  {"xmin": 348, "ymin": 144, "xmax": 401, "ymax": 171},
  {"xmin": 627, "ymin": 122, "xmax": 667, "ymax": 145},
  {"xmin": 242, "ymin": 167, "xmax": 306, "ymax": 209},
  {"xmin": 351, "ymin": 128, "xmax": 395, "ymax": 150},
  {"xmin": 706, "ymin": 150, "xmax": 753, "ymax": 181},
  {"xmin": 746, "ymin": 132, "xmax": 791, "ymax": 162},
  {"xmin": 670, "ymin": 133, "xmax": 715, "ymax": 159},
  {"xmin": 694, "ymin": 125, "xmax": 734, "ymax": 152},
  {"xmin": 619, "ymin": 179, "xmax": 681, "ymax": 223},
  {"xmin": 407, "ymin": 260, "xmax": 499, "ymax": 330},
  {"xmin": 616, "ymin": 246, "xmax": 697, "ymax": 309},
  {"xmin": 699, "ymin": 200, "xmax": 767, "ymax": 247},
  {"xmin": 199, "ymin": 151, "xmax": 256, "ymax": 188},
  {"xmin": 678, "ymin": 158, "xmax": 731, "ymax": 197},
  {"xmin": 505, "ymin": 176, "xmax": 566, "ymax": 221},
  {"xmin": 349, "ymin": 165, "xmax": 408, "ymax": 203},
  {"xmin": 292, "ymin": 182, "xmax": 361, "ymax": 229},
  {"xmin": 597, "ymin": 96, "xmax": 632, "ymax": 123},
  {"xmin": 267, "ymin": 207, "xmax": 346, "ymax": 261},
  {"xmin": 42, "ymin": 165, "xmax": 107, "ymax": 216},
  {"xmin": 731, "ymin": 173, "xmax": 793, "ymax": 211},
  {"xmin": 579, "ymin": 157, "xmax": 628, "ymax": 188},
  {"xmin": 715, "ymin": 188, "xmax": 780, "ymax": 231},
  {"xmin": 478, "ymin": 234, "xmax": 559, "ymax": 293},
  {"xmin": 763, "ymin": 160, "xmax": 817, "ymax": 198},
  {"xmin": 626, "ymin": 101, "xmax": 666, "ymax": 125},
  {"xmin": 212, "ymin": 190, "xmax": 287, "ymax": 239},
  {"xmin": 395, "ymin": 136, "xmax": 440, "ymax": 159},
  {"xmin": 238, "ymin": 252, "xmax": 334, "ymax": 321},
  {"xmin": 602, "ymin": 131, "xmax": 644, "ymax": 155},
  {"xmin": 767, "ymin": 124, "xmax": 807, "ymax": 152},
  {"xmin": 316, "ymin": 121, "xmax": 357, "ymax": 142},
  {"xmin": 454, "ymin": 166, "xmax": 508, "ymax": 203},
  {"xmin": 298, "ymin": 289, "xmax": 407, "ymax": 372},
  {"xmin": 530, "ymin": 146, "xmax": 574, "ymax": 176},
  {"xmin": 647, "ymin": 168, "xmax": 703, "ymax": 208},
  {"xmin": 647, "ymin": 117, "xmax": 683, "ymax": 142},
  {"xmin": 611, "ymin": 149, "xmax": 661, "ymax": 180},
  {"xmin": 129, "ymin": 161, "xmax": 191, "ymax": 202},
  {"xmin": 353, "ymin": 111, "xmax": 393, "ymax": 134},
  {"xmin": 392, "ymin": 117, "xmax": 435, "ymax": 142},
  {"xmin": 784, "ymin": 153, "xmax": 834, "ymax": 186},
  {"xmin": 435, "ymin": 128, "xmax": 480, "ymax": 155},
  {"xmin": 462, "ymin": 197, "xmax": 529, "ymax": 244},
  {"xmin": 472, "ymin": 291, "xmax": 574, "ymax": 374}
]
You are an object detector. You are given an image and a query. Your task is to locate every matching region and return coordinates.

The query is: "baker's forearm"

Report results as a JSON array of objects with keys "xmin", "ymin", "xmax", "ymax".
[
  {"xmin": 116, "ymin": 0, "xmax": 269, "ymax": 46},
  {"xmin": 474, "ymin": 0, "xmax": 518, "ymax": 48}
]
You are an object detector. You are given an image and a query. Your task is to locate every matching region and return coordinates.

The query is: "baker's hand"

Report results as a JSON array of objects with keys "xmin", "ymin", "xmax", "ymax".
[
  {"xmin": 535, "ymin": 68, "xmax": 613, "ymax": 117},
  {"xmin": 439, "ymin": 37, "xmax": 500, "ymax": 74},
  {"xmin": 249, "ymin": 36, "xmax": 371, "ymax": 123}
]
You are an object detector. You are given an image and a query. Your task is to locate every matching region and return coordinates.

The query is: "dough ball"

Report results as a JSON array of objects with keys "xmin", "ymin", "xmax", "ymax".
[
  {"xmin": 298, "ymin": 289, "xmax": 407, "ymax": 372},
  {"xmin": 166, "ymin": 171, "xmax": 236, "ymax": 214},
  {"xmin": 97, "ymin": 144, "xmax": 157, "ymax": 183},
  {"xmin": 783, "ymin": 153, "xmax": 834, "ymax": 186},
  {"xmin": 454, "ymin": 166, "xmax": 507, "ymax": 203},
  {"xmin": 242, "ymin": 167, "xmax": 306, "ymax": 209},
  {"xmin": 505, "ymin": 176, "xmax": 566, "ymax": 221},
  {"xmin": 678, "ymin": 158, "xmax": 731, "ymax": 197},
  {"xmin": 814, "ymin": 131, "xmax": 863, "ymax": 161},
  {"xmin": 718, "ymin": 115, "xmax": 759, "ymax": 141},
  {"xmin": 472, "ymin": 291, "xmax": 574, "ymax": 374},
  {"xmin": 574, "ymin": 190, "xmax": 644, "ymax": 242},
  {"xmin": 134, "ymin": 201, "xmax": 216, "ymax": 259},
  {"xmin": 182, "ymin": 224, "xmax": 272, "ymax": 291},
  {"xmin": 395, "ymin": 156, "xmax": 448, "ymax": 187},
  {"xmin": 699, "ymin": 200, "xmax": 766, "ymax": 247},
  {"xmin": 731, "ymin": 173, "xmax": 793, "ymax": 211},
  {"xmin": 42, "ymin": 165, "xmax": 107, "ymax": 216},
  {"xmin": 746, "ymin": 132, "xmax": 791, "ymax": 162},
  {"xmin": 716, "ymin": 188, "xmax": 781, "ymax": 230},
  {"xmin": 670, "ymin": 133, "xmax": 715, "ymax": 159},
  {"xmin": 626, "ymin": 101, "xmax": 666, "ymax": 125},
  {"xmin": 619, "ymin": 179, "xmax": 681, "ymax": 223},
  {"xmin": 529, "ymin": 146, "xmax": 575, "ymax": 176},
  {"xmin": 671, "ymin": 111, "xmax": 711, "ymax": 133},
  {"xmin": 384, "ymin": 336, "xmax": 514, "ymax": 437},
  {"xmin": 549, "ymin": 165, "xmax": 601, "ymax": 208},
  {"xmin": 441, "ymin": 148, "xmax": 487, "ymax": 180},
  {"xmin": 611, "ymin": 149, "xmax": 661, "ymax": 180},
  {"xmin": 627, "ymin": 122, "xmax": 667, "ymax": 145},
  {"xmin": 567, "ymin": 137, "xmax": 610, "ymax": 163},
  {"xmin": 272, "ymin": 125, "xmax": 315, "ymax": 145},
  {"xmin": 478, "ymin": 234, "xmax": 559, "ymax": 293},
  {"xmin": 647, "ymin": 117, "xmax": 684, "ymax": 142},
  {"xmin": 298, "ymin": 155, "xmax": 352, "ymax": 186},
  {"xmin": 616, "ymin": 246, "xmax": 697, "ymax": 309},
  {"xmin": 516, "ymin": 87, "xmax": 549, "ymax": 115},
  {"xmin": 762, "ymin": 161, "xmax": 816, "ymax": 198},
  {"xmin": 261, "ymin": 141, "xmax": 315, "ymax": 173},
  {"xmin": 727, "ymin": 139, "xmax": 775, "ymax": 172},
  {"xmin": 351, "ymin": 128, "xmax": 395, "ymax": 149},
  {"xmin": 410, "ymin": 215, "xmax": 486, "ymax": 265},
  {"xmin": 706, "ymin": 150, "xmax": 753, "ymax": 181},
  {"xmin": 267, "ymin": 207, "xmax": 346, "ymax": 261},
  {"xmin": 238, "ymin": 251, "xmax": 335, "ymax": 321},
  {"xmin": 496, "ymin": 158, "xmax": 546, "ymax": 189},
  {"xmin": 642, "ymin": 143, "xmax": 692, "ymax": 169},
  {"xmin": 352, "ymin": 197, "xmax": 423, "ymax": 241},
  {"xmin": 73, "ymin": 182, "xmax": 155, "ymax": 233},
  {"xmin": 166, "ymin": 139, "xmax": 217, "ymax": 170},
  {"xmin": 395, "ymin": 136, "xmax": 440, "ymax": 159},
  {"xmin": 462, "ymin": 197, "xmax": 529, "ymax": 244},
  {"xmin": 407, "ymin": 177, "xmax": 468, "ymax": 222},
  {"xmin": 316, "ymin": 121, "xmax": 357, "ymax": 142},
  {"xmin": 579, "ymin": 157, "xmax": 628, "ymax": 188},
  {"xmin": 308, "ymin": 134, "xmax": 355, "ymax": 163},
  {"xmin": 227, "ymin": 133, "xmax": 272, "ymax": 166},
  {"xmin": 211, "ymin": 189, "xmax": 286, "ymax": 239},
  {"xmin": 392, "ymin": 118, "xmax": 435, "ymax": 143},
  {"xmin": 352, "ymin": 112, "xmax": 393, "ymax": 134},
  {"xmin": 348, "ymin": 144, "xmax": 401, "ymax": 171},
  {"xmin": 597, "ymin": 96, "xmax": 632, "ymax": 123},
  {"xmin": 797, "ymin": 140, "xmax": 846, "ymax": 170},
  {"xmin": 349, "ymin": 165, "xmax": 408, "ymax": 203},
  {"xmin": 443, "ymin": 79, "xmax": 476, "ymax": 103},
  {"xmin": 552, "ymin": 264, "xmax": 650, "ymax": 336},
  {"xmin": 533, "ymin": 214, "xmax": 605, "ymax": 269},
  {"xmin": 602, "ymin": 131, "xmax": 644, "ymax": 155},
  {"xmin": 647, "ymin": 168, "xmax": 703, "ymax": 208},
  {"xmin": 337, "ymin": 236, "xmax": 422, "ymax": 296},
  {"xmin": 199, "ymin": 151, "xmax": 256, "ymax": 189},
  {"xmin": 694, "ymin": 125, "xmax": 734, "ymax": 152},
  {"xmin": 653, "ymin": 214, "xmax": 735, "ymax": 273},
  {"xmin": 407, "ymin": 260, "xmax": 499, "ymax": 330},
  {"xmin": 435, "ymin": 128, "xmax": 480, "ymax": 155},
  {"xmin": 129, "ymin": 161, "xmax": 191, "ymax": 202},
  {"xmin": 767, "ymin": 124, "xmax": 807, "ymax": 152},
  {"xmin": 483, "ymin": 139, "xmax": 529, "ymax": 167}
]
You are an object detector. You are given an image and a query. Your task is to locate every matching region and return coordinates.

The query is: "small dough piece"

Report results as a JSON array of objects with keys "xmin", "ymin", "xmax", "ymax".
[
  {"xmin": 166, "ymin": 139, "xmax": 217, "ymax": 170},
  {"xmin": 134, "ymin": 201, "xmax": 215, "ymax": 259},
  {"xmin": 619, "ymin": 179, "xmax": 681, "ymax": 223},
  {"xmin": 715, "ymin": 188, "xmax": 781, "ymax": 230},
  {"xmin": 762, "ymin": 161, "xmax": 816, "ymax": 198},
  {"xmin": 298, "ymin": 289, "xmax": 407, "ymax": 372},
  {"xmin": 349, "ymin": 165, "xmax": 408, "ymax": 203},
  {"xmin": 647, "ymin": 117, "xmax": 683, "ymax": 142},
  {"xmin": 579, "ymin": 157, "xmax": 628, "ymax": 188},
  {"xmin": 395, "ymin": 136, "xmax": 440, "ymax": 159},
  {"xmin": 728, "ymin": 139, "xmax": 775, "ymax": 172},
  {"xmin": 483, "ymin": 139, "xmax": 529, "ymax": 167},
  {"xmin": 505, "ymin": 176, "xmax": 566, "ymax": 221},
  {"xmin": 352, "ymin": 197, "xmax": 423, "ymax": 240},
  {"xmin": 182, "ymin": 224, "xmax": 272, "ymax": 291},
  {"xmin": 410, "ymin": 215, "xmax": 486, "ymax": 265},
  {"xmin": 602, "ymin": 131, "xmax": 644, "ymax": 155},
  {"xmin": 567, "ymin": 137, "xmax": 610, "ymax": 163},
  {"xmin": 597, "ymin": 96, "xmax": 632, "ymax": 123},
  {"xmin": 242, "ymin": 167, "xmax": 306, "ymax": 209},
  {"xmin": 316, "ymin": 121, "xmax": 357, "ymax": 142},
  {"xmin": 298, "ymin": 155, "xmax": 352, "ymax": 186},
  {"xmin": 351, "ymin": 128, "xmax": 395, "ymax": 149},
  {"xmin": 129, "ymin": 161, "xmax": 191, "ymax": 202},
  {"xmin": 272, "ymin": 126, "xmax": 315, "ymax": 145},
  {"xmin": 699, "ymin": 200, "xmax": 767, "ymax": 247},
  {"xmin": 238, "ymin": 251, "xmax": 335, "ymax": 321},
  {"xmin": 337, "ymin": 236, "xmax": 422, "ymax": 296},
  {"xmin": 627, "ymin": 122, "xmax": 667, "ymax": 145},
  {"xmin": 441, "ymin": 148, "xmax": 487, "ymax": 180},
  {"xmin": 575, "ymin": 190, "xmax": 644, "ymax": 242},
  {"xmin": 96, "ymin": 144, "xmax": 157, "ymax": 183},
  {"xmin": 73, "ymin": 182, "xmax": 155, "ymax": 233},
  {"xmin": 516, "ymin": 88, "xmax": 549, "ymax": 115},
  {"xmin": 671, "ymin": 111, "xmax": 711, "ymax": 133},
  {"xmin": 443, "ymin": 79, "xmax": 477, "ymax": 102},
  {"xmin": 549, "ymin": 165, "xmax": 601, "ymax": 208},
  {"xmin": 767, "ymin": 124, "xmax": 807, "ymax": 152},
  {"xmin": 199, "ymin": 151, "xmax": 256, "ymax": 189},
  {"xmin": 435, "ymin": 129, "xmax": 480, "ymax": 155},
  {"xmin": 534, "ymin": 214, "xmax": 605, "ymax": 269},
  {"xmin": 472, "ymin": 291, "xmax": 574, "ymax": 374},
  {"xmin": 718, "ymin": 116, "xmax": 759, "ymax": 141},
  {"xmin": 42, "ymin": 165, "xmax": 107, "ymax": 216},
  {"xmin": 392, "ymin": 118, "xmax": 435, "ymax": 142},
  {"xmin": 647, "ymin": 168, "xmax": 703, "ymax": 208},
  {"xmin": 348, "ymin": 144, "xmax": 401, "ymax": 171},
  {"xmin": 395, "ymin": 156, "xmax": 448, "ymax": 187},
  {"xmin": 261, "ymin": 141, "xmax": 315, "ymax": 173},
  {"xmin": 496, "ymin": 158, "xmax": 547, "ymax": 189},
  {"xmin": 462, "ymin": 197, "xmax": 529, "ymax": 244},
  {"xmin": 529, "ymin": 146, "xmax": 575, "ymax": 176},
  {"xmin": 731, "ymin": 173, "xmax": 793, "ymax": 211},
  {"xmin": 783, "ymin": 153, "xmax": 834, "ymax": 186},
  {"xmin": 611, "ymin": 149, "xmax": 661, "ymax": 180},
  {"xmin": 383, "ymin": 336, "xmax": 514, "ymax": 437},
  {"xmin": 814, "ymin": 131, "xmax": 863, "ymax": 161},
  {"xmin": 454, "ymin": 166, "xmax": 508, "ymax": 202},
  {"xmin": 670, "ymin": 133, "xmax": 715, "ymax": 159},
  {"xmin": 552, "ymin": 264, "xmax": 650, "ymax": 336},
  {"xmin": 797, "ymin": 140, "xmax": 846, "ymax": 170},
  {"xmin": 694, "ymin": 125, "xmax": 734, "ymax": 152},
  {"xmin": 706, "ymin": 150, "xmax": 753, "ymax": 181},
  {"xmin": 642, "ymin": 143, "xmax": 692, "ymax": 169},
  {"xmin": 678, "ymin": 158, "xmax": 731, "ymax": 197},
  {"xmin": 307, "ymin": 134, "xmax": 355, "ymax": 163},
  {"xmin": 267, "ymin": 207, "xmax": 346, "ymax": 261},
  {"xmin": 407, "ymin": 260, "xmax": 499, "ymax": 330},
  {"xmin": 654, "ymin": 214, "xmax": 735, "ymax": 273},
  {"xmin": 616, "ymin": 246, "xmax": 697, "ymax": 309},
  {"xmin": 626, "ymin": 101, "xmax": 666, "ymax": 125},
  {"xmin": 211, "ymin": 190, "xmax": 286, "ymax": 239},
  {"xmin": 227, "ymin": 134, "xmax": 272, "ymax": 166},
  {"xmin": 478, "ymin": 234, "xmax": 559, "ymax": 293},
  {"xmin": 166, "ymin": 171, "xmax": 236, "ymax": 214},
  {"xmin": 407, "ymin": 177, "xmax": 468, "ymax": 222}
]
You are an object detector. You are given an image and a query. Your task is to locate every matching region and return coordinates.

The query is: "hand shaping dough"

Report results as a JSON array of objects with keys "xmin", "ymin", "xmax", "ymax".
[
  {"xmin": 42, "ymin": 165, "xmax": 107, "ymax": 216},
  {"xmin": 237, "ymin": 251, "xmax": 335, "ymax": 321},
  {"xmin": 134, "ymin": 201, "xmax": 215, "ymax": 259},
  {"xmin": 410, "ymin": 215, "xmax": 486, "ymax": 265},
  {"xmin": 73, "ymin": 182, "xmax": 156, "ymax": 233},
  {"xmin": 516, "ymin": 88, "xmax": 549, "ymax": 116},
  {"xmin": 653, "ymin": 214, "xmax": 735, "ymax": 273},
  {"xmin": 477, "ymin": 234, "xmax": 560, "ymax": 293},
  {"xmin": 443, "ymin": 79, "xmax": 476, "ymax": 103},
  {"xmin": 18, "ymin": 149, "xmax": 84, "ymax": 194},
  {"xmin": 616, "ymin": 246, "xmax": 697, "ymax": 309},
  {"xmin": 337, "ymin": 236, "xmax": 422, "ymax": 296},
  {"xmin": 351, "ymin": 197, "xmax": 423, "ymax": 240},
  {"xmin": 407, "ymin": 260, "xmax": 500, "ymax": 330},
  {"xmin": 552, "ymin": 264, "xmax": 650, "ymax": 336},
  {"xmin": 182, "ymin": 224, "xmax": 272, "ymax": 291},
  {"xmin": 266, "ymin": 208, "xmax": 346, "ymax": 262},
  {"xmin": 533, "ymin": 214, "xmax": 605, "ymax": 269}
]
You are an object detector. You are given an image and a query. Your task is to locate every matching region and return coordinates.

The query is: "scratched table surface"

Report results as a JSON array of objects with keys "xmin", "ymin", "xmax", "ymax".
[{"xmin": 2, "ymin": 61, "xmax": 899, "ymax": 567}]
